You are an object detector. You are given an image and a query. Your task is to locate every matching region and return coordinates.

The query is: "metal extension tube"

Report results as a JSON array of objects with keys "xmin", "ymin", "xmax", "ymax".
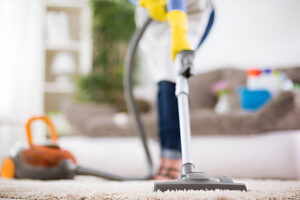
[{"xmin": 175, "ymin": 51, "xmax": 195, "ymax": 174}]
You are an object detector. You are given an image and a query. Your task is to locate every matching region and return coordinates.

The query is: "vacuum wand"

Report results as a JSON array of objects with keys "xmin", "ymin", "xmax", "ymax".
[{"xmin": 175, "ymin": 50, "xmax": 195, "ymax": 174}]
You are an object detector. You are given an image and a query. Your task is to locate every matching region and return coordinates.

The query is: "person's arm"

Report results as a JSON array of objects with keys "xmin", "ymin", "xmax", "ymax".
[{"xmin": 140, "ymin": 0, "xmax": 191, "ymax": 61}]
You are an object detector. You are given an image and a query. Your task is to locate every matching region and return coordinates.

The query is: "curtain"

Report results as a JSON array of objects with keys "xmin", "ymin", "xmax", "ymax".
[{"xmin": 0, "ymin": 0, "xmax": 45, "ymax": 161}]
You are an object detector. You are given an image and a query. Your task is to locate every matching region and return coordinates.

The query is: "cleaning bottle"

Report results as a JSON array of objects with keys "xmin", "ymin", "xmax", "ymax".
[{"xmin": 246, "ymin": 68, "xmax": 262, "ymax": 90}]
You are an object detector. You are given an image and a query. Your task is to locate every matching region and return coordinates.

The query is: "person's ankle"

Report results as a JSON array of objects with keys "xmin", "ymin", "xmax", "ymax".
[{"xmin": 161, "ymin": 149, "xmax": 182, "ymax": 160}]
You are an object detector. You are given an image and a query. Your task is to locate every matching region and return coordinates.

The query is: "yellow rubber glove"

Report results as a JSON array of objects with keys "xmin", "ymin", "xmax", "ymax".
[
  {"xmin": 167, "ymin": 10, "xmax": 192, "ymax": 61},
  {"xmin": 139, "ymin": 0, "xmax": 167, "ymax": 22}
]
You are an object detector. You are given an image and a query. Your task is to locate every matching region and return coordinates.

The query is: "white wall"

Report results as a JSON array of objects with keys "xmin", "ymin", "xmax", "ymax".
[
  {"xmin": 195, "ymin": 0, "xmax": 300, "ymax": 72},
  {"xmin": 0, "ymin": 0, "xmax": 45, "ymax": 161}
]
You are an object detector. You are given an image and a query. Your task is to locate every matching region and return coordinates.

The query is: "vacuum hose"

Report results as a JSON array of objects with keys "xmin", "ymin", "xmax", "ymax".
[
  {"xmin": 123, "ymin": 18, "xmax": 154, "ymax": 179},
  {"xmin": 73, "ymin": 18, "xmax": 154, "ymax": 181}
]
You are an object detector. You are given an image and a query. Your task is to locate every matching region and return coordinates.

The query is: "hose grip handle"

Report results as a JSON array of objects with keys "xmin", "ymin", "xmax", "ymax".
[{"xmin": 26, "ymin": 116, "xmax": 57, "ymax": 146}]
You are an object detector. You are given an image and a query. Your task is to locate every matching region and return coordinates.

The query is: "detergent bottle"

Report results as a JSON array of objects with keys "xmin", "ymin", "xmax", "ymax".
[{"xmin": 246, "ymin": 68, "xmax": 262, "ymax": 90}]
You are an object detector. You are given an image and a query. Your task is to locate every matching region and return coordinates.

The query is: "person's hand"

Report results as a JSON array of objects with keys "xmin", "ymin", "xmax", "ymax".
[
  {"xmin": 139, "ymin": 0, "xmax": 167, "ymax": 21},
  {"xmin": 167, "ymin": 10, "xmax": 192, "ymax": 61}
]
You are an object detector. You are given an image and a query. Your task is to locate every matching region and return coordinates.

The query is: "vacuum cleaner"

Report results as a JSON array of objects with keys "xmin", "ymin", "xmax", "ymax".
[
  {"xmin": 0, "ymin": 115, "xmax": 152, "ymax": 181},
  {"xmin": 1, "ymin": 13, "xmax": 247, "ymax": 191}
]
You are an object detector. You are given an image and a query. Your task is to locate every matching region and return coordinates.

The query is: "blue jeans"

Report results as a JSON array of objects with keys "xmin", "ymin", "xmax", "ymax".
[{"xmin": 157, "ymin": 81, "xmax": 181, "ymax": 158}]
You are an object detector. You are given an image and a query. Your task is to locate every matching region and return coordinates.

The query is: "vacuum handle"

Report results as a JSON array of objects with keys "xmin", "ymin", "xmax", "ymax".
[
  {"xmin": 175, "ymin": 51, "xmax": 195, "ymax": 172},
  {"xmin": 26, "ymin": 116, "xmax": 57, "ymax": 146}
]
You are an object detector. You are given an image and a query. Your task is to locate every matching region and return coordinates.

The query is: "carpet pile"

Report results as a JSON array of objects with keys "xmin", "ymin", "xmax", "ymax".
[{"xmin": 0, "ymin": 176, "xmax": 299, "ymax": 200}]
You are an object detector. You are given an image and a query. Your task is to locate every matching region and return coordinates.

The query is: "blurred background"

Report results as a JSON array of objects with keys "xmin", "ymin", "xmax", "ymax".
[{"xmin": 0, "ymin": 0, "xmax": 300, "ymax": 179}]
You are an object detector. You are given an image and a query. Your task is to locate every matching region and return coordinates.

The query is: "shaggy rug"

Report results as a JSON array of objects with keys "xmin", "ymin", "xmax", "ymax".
[{"xmin": 0, "ymin": 176, "xmax": 299, "ymax": 200}]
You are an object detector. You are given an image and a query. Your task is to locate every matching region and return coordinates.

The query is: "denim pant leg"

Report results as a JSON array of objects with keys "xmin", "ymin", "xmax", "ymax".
[{"xmin": 157, "ymin": 81, "xmax": 181, "ymax": 158}]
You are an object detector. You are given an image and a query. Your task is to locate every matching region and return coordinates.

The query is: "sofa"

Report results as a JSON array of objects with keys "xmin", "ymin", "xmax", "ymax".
[{"xmin": 64, "ymin": 67, "xmax": 300, "ymax": 137}]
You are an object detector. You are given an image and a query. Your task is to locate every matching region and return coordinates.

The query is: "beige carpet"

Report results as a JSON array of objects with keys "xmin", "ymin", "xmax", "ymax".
[{"xmin": 0, "ymin": 176, "xmax": 300, "ymax": 200}]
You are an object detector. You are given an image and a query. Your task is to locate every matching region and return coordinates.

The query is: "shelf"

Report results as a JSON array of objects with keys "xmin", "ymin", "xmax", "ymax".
[
  {"xmin": 44, "ymin": 82, "xmax": 75, "ymax": 93},
  {"xmin": 46, "ymin": 0, "xmax": 86, "ymax": 9},
  {"xmin": 45, "ymin": 41, "xmax": 80, "ymax": 51},
  {"xmin": 43, "ymin": 0, "xmax": 92, "ymax": 113}
]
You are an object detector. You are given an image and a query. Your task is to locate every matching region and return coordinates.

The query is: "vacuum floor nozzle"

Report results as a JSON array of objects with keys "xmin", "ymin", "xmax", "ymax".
[{"xmin": 154, "ymin": 172, "xmax": 247, "ymax": 192}]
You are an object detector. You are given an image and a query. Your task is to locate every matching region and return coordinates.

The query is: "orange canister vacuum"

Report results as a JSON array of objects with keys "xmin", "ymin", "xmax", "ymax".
[
  {"xmin": 1, "ymin": 116, "xmax": 152, "ymax": 180},
  {"xmin": 1, "ymin": 116, "xmax": 77, "ymax": 180}
]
